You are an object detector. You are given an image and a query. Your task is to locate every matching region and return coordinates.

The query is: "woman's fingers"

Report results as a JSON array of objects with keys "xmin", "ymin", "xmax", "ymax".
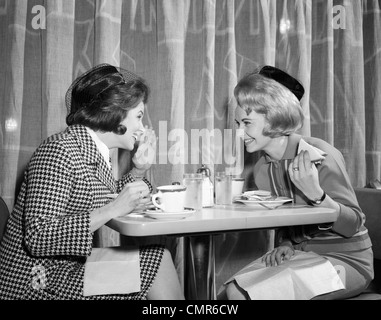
[
  {"xmin": 121, "ymin": 181, "xmax": 149, "ymax": 199},
  {"xmin": 147, "ymin": 129, "xmax": 157, "ymax": 145},
  {"xmin": 284, "ymin": 250, "xmax": 294, "ymax": 261},
  {"xmin": 263, "ymin": 250, "xmax": 279, "ymax": 267},
  {"xmin": 139, "ymin": 127, "xmax": 156, "ymax": 146},
  {"xmin": 300, "ymin": 150, "xmax": 312, "ymax": 172},
  {"xmin": 133, "ymin": 141, "xmax": 156, "ymax": 168},
  {"xmin": 289, "ymin": 150, "xmax": 312, "ymax": 176},
  {"xmin": 262, "ymin": 246, "xmax": 294, "ymax": 267}
]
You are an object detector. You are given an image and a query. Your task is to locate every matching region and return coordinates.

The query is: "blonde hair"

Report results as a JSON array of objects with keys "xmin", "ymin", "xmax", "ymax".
[{"xmin": 234, "ymin": 72, "xmax": 304, "ymax": 138}]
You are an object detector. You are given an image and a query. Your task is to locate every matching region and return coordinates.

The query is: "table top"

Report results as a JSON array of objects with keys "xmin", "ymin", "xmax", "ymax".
[{"xmin": 107, "ymin": 203, "xmax": 338, "ymax": 237}]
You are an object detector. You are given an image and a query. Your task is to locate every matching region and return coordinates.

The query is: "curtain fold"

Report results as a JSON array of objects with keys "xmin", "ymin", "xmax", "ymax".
[
  {"xmin": 364, "ymin": 0, "xmax": 381, "ymax": 182},
  {"xmin": 92, "ymin": 0, "xmax": 123, "ymax": 247},
  {"xmin": 333, "ymin": 0, "xmax": 366, "ymax": 187},
  {"xmin": 157, "ymin": 0, "xmax": 189, "ymax": 183},
  {"xmin": 310, "ymin": 0, "xmax": 335, "ymax": 143},
  {"xmin": 1, "ymin": 0, "xmax": 28, "ymax": 206},
  {"xmin": 44, "ymin": 1, "xmax": 75, "ymax": 137}
]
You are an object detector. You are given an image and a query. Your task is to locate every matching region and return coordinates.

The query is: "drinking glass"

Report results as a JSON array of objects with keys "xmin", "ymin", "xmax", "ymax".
[
  {"xmin": 214, "ymin": 172, "xmax": 232, "ymax": 205},
  {"xmin": 231, "ymin": 177, "xmax": 245, "ymax": 200},
  {"xmin": 183, "ymin": 173, "xmax": 203, "ymax": 211}
]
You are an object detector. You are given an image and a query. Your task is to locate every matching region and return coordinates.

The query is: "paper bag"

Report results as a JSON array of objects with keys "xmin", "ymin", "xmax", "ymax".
[
  {"xmin": 298, "ymin": 139, "xmax": 327, "ymax": 163},
  {"xmin": 83, "ymin": 247, "xmax": 141, "ymax": 296},
  {"xmin": 223, "ymin": 251, "xmax": 344, "ymax": 300}
]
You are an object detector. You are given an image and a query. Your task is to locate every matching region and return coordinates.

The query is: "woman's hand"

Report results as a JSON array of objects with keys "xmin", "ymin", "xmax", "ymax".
[
  {"xmin": 109, "ymin": 180, "xmax": 151, "ymax": 218},
  {"xmin": 262, "ymin": 245, "xmax": 295, "ymax": 267},
  {"xmin": 288, "ymin": 150, "xmax": 324, "ymax": 201},
  {"xmin": 132, "ymin": 127, "xmax": 157, "ymax": 175},
  {"xmin": 90, "ymin": 181, "xmax": 151, "ymax": 232}
]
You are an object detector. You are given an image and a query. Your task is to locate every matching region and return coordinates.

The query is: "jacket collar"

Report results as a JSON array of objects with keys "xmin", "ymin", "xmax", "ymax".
[
  {"xmin": 66, "ymin": 125, "xmax": 117, "ymax": 193},
  {"xmin": 264, "ymin": 134, "xmax": 301, "ymax": 163},
  {"xmin": 67, "ymin": 125, "xmax": 99, "ymax": 165}
]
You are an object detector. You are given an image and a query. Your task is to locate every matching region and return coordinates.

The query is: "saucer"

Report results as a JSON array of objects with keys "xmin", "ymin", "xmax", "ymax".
[{"xmin": 143, "ymin": 207, "xmax": 195, "ymax": 220}]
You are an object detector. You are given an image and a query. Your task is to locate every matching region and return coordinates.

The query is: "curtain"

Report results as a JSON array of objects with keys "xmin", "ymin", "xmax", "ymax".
[{"xmin": 1, "ymin": 0, "xmax": 381, "ymax": 291}]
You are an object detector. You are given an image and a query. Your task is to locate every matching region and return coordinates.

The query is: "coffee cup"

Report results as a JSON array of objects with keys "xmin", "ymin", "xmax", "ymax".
[{"xmin": 151, "ymin": 185, "xmax": 187, "ymax": 213}]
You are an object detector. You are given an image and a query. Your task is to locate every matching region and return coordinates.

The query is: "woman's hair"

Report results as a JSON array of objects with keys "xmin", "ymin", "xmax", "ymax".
[
  {"xmin": 66, "ymin": 64, "xmax": 150, "ymax": 135},
  {"xmin": 234, "ymin": 69, "xmax": 304, "ymax": 138}
]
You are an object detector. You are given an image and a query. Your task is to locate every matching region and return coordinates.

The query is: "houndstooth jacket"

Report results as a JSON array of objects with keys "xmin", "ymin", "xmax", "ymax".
[{"xmin": 0, "ymin": 125, "xmax": 156, "ymax": 300}]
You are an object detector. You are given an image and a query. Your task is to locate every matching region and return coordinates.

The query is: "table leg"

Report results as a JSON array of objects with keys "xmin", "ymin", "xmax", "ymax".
[{"xmin": 183, "ymin": 235, "xmax": 216, "ymax": 300}]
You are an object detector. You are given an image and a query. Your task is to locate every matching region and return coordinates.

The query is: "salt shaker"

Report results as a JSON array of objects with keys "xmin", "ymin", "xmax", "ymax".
[{"xmin": 197, "ymin": 165, "xmax": 214, "ymax": 207}]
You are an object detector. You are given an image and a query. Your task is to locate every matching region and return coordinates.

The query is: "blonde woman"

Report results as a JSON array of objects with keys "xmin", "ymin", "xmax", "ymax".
[{"xmin": 224, "ymin": 66, "xmax": 373, "ymax": 300}]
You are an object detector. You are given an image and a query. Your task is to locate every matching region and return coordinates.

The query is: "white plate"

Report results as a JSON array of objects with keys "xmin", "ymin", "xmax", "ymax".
[
  {"xmin": 235, "ymin": 197, "xmax": 293, "ymax": 209},
  {"xmin": 144, "ymin": 207, "xmax": 195, "ymax": 220}
]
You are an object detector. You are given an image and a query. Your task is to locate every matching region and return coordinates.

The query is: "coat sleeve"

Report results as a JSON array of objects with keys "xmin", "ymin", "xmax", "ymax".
[
  {"xmin": 116, "ymin": 173, "xmax": 153, "ymax": 193},
  {"xmin": 317, "ymin": 150, "xmax": 364, "ymax": 237},
  {"xmin": 23, "ymin": 141, "xmax": 93, "ymax": 257}
]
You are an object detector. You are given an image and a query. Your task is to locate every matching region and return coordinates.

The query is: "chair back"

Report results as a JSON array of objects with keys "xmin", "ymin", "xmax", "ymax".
[
  {"xmin": 350, "ymin": 187, "xmax": 381, "ymax": 299},
  {"xmin": 354, "ymin": 188, "xmax": 381, "ymax": 260},
  {"xmin": 0, "ymin": 196, "xmax": 10, "ymax": 242}
]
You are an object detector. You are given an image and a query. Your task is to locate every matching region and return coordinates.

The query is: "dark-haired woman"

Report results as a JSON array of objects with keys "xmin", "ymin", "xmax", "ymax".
[
  {"xmin": 223, "ymin": 66, "xmax": 373, "ymax": 300},
  {"xmin": 0, "ymin": 64, "xmax": 184, "ymax": 300}
]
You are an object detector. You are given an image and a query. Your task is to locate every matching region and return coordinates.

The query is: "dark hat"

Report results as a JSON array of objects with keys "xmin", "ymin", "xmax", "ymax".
[
  {"xmin": 259, "ymin": 65, "xmax": 305, "ymax": 101},
  {"xmin": 65, "ymin": 63, "xmax": 142, "ymax": 114}
]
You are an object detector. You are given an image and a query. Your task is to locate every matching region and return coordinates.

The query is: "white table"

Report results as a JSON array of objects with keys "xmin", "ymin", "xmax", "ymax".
[{"xmin": 107, "ymin": 203, "xmax": 338, "ymax": 300}]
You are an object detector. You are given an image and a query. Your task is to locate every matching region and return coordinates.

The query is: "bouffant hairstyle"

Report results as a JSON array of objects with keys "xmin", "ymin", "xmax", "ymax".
[
  {"xmin": 65, "ymin": 64, "xmax": 149, "ymax": 135},
  {"xmin": 234, "ymin": 67, "xmax": 304, "ymax": 138}
]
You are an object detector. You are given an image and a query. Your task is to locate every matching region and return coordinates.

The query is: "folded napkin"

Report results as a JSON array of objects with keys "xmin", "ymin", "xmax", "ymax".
[
  {"xmin": 298, "ymin": 139, "xmax": 327, "ymax": 164},
  {"xmin": 83, "ymin": 247, "xmax": 141, "ymax": 296},
  {"xmin": 222, "ymin": 251, "xmax": 344, "ymax": 300}
]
